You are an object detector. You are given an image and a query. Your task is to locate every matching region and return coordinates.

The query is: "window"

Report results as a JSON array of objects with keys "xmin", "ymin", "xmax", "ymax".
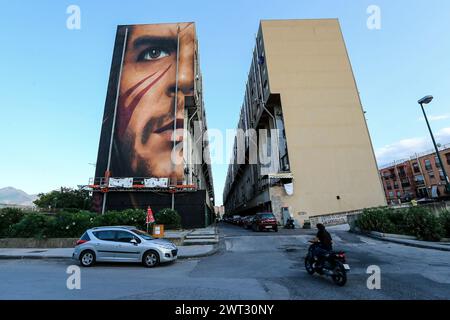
[
  {"xmin": 412, "ymin": 162, "xmax": 420, "ymax": 173},
  {"xmin": 429, "ymin": 171, "xmax": 435, "ymax": 179},
  {"xmin": 415, "ymin": 175, "xmax": 425, "ymax": 185},
  {"xmin": 389, "ymin": 191, "xmax": 394, "ymax": 198},
  {"xmin": 115, "ymin": 231, "xmax": 136, "ymax": 243},
  {"xmin": 425, "ymin": 159, "xmax": 432, "ymax": 171},
  {"xmin": 439, "ymin": 170, "xmax": 446, "ymax": 181},
  {"xmin": 398, "ymin": 166, "xmax": 406, "ymax": 177},
  {"xmin": 257, "ymin": 213, "xmax": 275, "ymax": 219},
  {"xmin": 386, "ymin": 182, "xmax": 392, "ymax": 190},
  {"xmin": 401, "ymin": 178, "xmax": 410, "ymax": 188},
  {"xmin": 435, "ymin": 156, "xmax": 441, "ymax": 168},
  {"xmin": 397, "ymin": 191, "xmax": 401, "ymax": 198},
  {"xmin": 417, "ymin": 188, "xmax": 428, "ymax": 198},
  {"xmin": 389, "ymin": 169, "xmax": 396, "ymax": 179},
  {"xmin": 80, "ymin": 232, "xmax": 90, "ymax": 241},
  {"xmin": 132, "ymin": 229, "xmax": 154, "ymax": 241},
  {"xmin": 446, "ymin": 153, "xmax": 450, "ymax": 165},
  {"xmin": 93, "ymin": 230, "xmax": 116, "ymax": 241},
  {"xmin": 393, "ymin": 181, "xmax": 399, "ymax": 189}
]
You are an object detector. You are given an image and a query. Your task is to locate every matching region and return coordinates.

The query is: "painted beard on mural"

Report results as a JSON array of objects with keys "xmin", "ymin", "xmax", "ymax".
[{"xmin": 112, "ymin": 23, "xmax": 195, "ymax": 182}]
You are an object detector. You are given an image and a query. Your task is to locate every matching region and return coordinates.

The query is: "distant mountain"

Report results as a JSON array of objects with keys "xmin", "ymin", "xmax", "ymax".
[{"xmin": 0, "ymin": 187, "xmax": 38, "ymax": 206}]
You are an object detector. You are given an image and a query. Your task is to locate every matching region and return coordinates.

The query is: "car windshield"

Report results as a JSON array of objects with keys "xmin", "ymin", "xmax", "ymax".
[
  {"xmin": 258, "ymin": 213, "xmax": 275, "ymax": 219},
  {"xmin": 132, "ymin": 229, "xmax": 154, "ymax": 240}
]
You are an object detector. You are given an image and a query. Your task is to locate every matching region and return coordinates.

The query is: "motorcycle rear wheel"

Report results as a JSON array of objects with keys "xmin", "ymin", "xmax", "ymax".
[{"xmin": 331, "ymin": 262, "xmax": 347, "ymax": 286}]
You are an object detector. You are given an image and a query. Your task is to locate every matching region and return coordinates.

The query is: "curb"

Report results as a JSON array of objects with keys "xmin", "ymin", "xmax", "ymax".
[
  {"xmin": 0, "ymin": 246, "xmax": 220, "ymax": 261},
  {"xmin": 177, "ymin": 244, "xmax": 220, "ymax": 260},
  {"xmin": 351, "ymin": 230, "xmax": 450, "ymax": 252},
  {"xmin": 0, "ymin": 255, "xmax": 70, "ymax": 260}
]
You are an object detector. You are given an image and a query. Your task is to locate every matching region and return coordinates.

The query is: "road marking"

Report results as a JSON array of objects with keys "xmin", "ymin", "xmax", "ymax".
[{"xmin": 225, "ymin": 240, "xmax": 233, "ymax": 251}]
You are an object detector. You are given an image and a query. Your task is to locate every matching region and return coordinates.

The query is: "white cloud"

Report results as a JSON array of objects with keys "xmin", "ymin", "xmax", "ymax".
[
  {"xmin": 417, "ymin": 114, "xmax": 449, "ymax": 122},
  {"xmin": 375, "ymin": 127, "xmax": 450, "ymax": 166}
]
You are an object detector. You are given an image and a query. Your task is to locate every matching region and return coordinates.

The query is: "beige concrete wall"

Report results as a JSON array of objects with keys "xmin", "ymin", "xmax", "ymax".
[{"xmin": 261, "ymin": 19, "xmax": 386, "ymax": 218}]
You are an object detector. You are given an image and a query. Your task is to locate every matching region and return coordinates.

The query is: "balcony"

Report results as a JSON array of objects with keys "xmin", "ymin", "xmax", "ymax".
[{"xmin": 414, "ymin": 178, "xmax": 425, "ymax": 186}]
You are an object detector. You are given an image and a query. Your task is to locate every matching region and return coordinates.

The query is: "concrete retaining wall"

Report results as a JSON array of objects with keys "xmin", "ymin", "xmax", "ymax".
[
  {"xmin": 0, "ymin": 238, "xmax": 78, "ymax": 248},
  {"xmin": 309, "ymin": 210, "xmax": 363, "ymax": 227},
  {"xmin": 0, "ymin": 236, "xmax": 185, "ymax": 248}
]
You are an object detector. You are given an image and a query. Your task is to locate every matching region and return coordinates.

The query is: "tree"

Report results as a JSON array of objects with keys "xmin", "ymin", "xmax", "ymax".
[{"xmin": 33, "ymin": 187, "xmax": 92, "ymax": 211}]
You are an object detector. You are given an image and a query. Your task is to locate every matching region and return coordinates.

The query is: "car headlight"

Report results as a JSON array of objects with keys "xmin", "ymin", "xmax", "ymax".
[{"xmin": 159, "ymin": 244, "xmax": 176, "ymax": 250}]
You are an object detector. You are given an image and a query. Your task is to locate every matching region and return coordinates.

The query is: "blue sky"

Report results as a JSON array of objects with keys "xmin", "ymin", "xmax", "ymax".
[{"xmin": 1, "ymin": 0, "xmax": 450, "ymax": 204}]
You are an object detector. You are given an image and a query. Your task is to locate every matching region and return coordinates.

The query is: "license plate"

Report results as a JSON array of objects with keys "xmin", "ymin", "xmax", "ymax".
[
  {"xmin": 343, "ymin": 264, "xmax": 350, "ymax": 270},
  {"xmin": 265, "ymin": 226, "xmax": 272, "ymax": 229}
]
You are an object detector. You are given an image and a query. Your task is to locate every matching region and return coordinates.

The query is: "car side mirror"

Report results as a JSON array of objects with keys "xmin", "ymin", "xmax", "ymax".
[{"xmin": 130, "ymin": 238, "xmax": 138, "ymax": 245}]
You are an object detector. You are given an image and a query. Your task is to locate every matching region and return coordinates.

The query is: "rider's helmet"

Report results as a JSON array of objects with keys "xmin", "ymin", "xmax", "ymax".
[{"xmin": 316, "ymin": 223, "xmax": 325, "ymax": 231}]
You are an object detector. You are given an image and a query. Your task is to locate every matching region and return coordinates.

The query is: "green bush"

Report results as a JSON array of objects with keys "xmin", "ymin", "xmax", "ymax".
[
  {"xmin": 155, "ymin": 208, "xmax": 181, "ymax": 229},
  {"xmin": 403, "ymin": 207, "xmax": 444, "ymax": 241},
  {"xmin": 356, "ymin": 206, "xmax": 445, "ymax": 241},
  {"xmin": 93, "ymin": 209, "xmax": 146, "ymax": 230},
  {"xmin": 386, "ymin": 209, "xmax": 411, "ymax": 236},
  {"xmin": 2, "ymin": 207, "xmax": 182, "ymax": 238},
  {"xmin": 356, "ymin": 207, "xmax": 396, "ymax": 233},
  {"xmin": 9, "ymin": 213, "xmax": 54, "ymax": 239},
  {"xmin": 48, "ymin": 211, "xmax": 97, "ymax": 238},
  {"xmin": 0, "ymin": 208, "xmax": 26, "ymax": 237},
  {"xmin": 438, "ymin": 209, "xmax": 450, "ymax": 238}
]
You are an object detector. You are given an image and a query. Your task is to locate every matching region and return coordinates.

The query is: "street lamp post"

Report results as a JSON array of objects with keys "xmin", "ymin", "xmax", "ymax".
[{"xmin": 418, "ymin": 95, "xmax": 450, "ymax": 194}]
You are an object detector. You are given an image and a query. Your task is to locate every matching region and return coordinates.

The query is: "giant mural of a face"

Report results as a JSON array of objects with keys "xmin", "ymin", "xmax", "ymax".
[{"xmin": 113, "ymin": 23, "xmax": 194, "ymax": 181}]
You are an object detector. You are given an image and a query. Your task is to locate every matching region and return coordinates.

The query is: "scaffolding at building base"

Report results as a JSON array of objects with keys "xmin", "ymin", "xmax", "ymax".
[{"xmin": 83, "ymin": 177, "xmax": 198, "ymax": 194}]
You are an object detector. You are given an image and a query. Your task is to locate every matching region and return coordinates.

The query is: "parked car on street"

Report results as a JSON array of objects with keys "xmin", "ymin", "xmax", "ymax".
[
  {"xmin": 72, "ymin": 226, "xmax": 178, "ymax": 268},
  {"xmin": 224, "ymin": 215, "xmax": 234, "ymax": 224},
  {"xmin": 242, "ymin": 215, "xmax": 255, "ymax": 229},
  {"xmin": 232, "ymin": 215, "xmax": 242, "ymax": 225},
  {"xmin": 251, "ymin": 213, "xmax": 278, "ymax": 232}
]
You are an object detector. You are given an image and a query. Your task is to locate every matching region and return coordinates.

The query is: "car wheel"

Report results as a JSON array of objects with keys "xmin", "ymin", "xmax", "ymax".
[
  {"xmin": 143, "ymin": 250, "xmax": 160, "ymax": 268},
  {"xmin": 274, "ymin": 226, "xmax": 278, "ymax": 232},
  {"xmin": 79, "ymin": 250, "xmax": 95, "ymax": 267}
]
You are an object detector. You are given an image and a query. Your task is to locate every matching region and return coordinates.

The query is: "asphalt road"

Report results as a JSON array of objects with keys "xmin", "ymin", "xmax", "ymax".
[{"xmin": 0, "ymin": 223, "xmax": 449, "ymax": 299}]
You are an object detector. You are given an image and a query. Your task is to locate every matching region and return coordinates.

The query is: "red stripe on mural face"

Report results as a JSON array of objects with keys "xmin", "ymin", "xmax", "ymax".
[
  {"xmin": 121, "ymin": 71, "xmax": 157, "ymax": 103},
  {"xmin": 117, "ymin": 64, "xmax": 172, "ymax": 137}
]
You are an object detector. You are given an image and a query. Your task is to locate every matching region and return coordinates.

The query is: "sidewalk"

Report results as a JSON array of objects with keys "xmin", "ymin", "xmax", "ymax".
[
  {"xmin": 0, "ymin": 245, "xmax": 218, "ymax": 260},
  {"xmin": 355, "ymin": 231, "xmax": 450, "ymax": 252},
  {"xmin": 0, "ymin": 225, "xmax": 220, "ymax": 260}
]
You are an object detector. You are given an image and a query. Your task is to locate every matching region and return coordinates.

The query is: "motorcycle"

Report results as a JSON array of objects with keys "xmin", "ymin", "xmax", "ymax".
[
  {"xmin": 304, "ymin": 240, "xmax": 350, "ymax": 286},
  {"xmin": 284, "ymin": 218, "xmax": 295, "ymax": 229}
]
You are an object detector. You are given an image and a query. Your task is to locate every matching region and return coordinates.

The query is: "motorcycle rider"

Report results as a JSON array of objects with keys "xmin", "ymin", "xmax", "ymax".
[{"xmin": 311, "ymin": 223, "xmax": 333, "ymax": 269}]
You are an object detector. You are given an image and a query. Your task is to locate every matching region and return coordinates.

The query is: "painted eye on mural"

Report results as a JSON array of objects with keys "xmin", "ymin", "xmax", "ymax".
[{"xmin": 138, "ymin": 47, "xmax": 170, "ymax": 61}]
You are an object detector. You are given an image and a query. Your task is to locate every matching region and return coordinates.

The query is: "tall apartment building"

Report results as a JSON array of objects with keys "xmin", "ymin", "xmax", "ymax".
[
  {"xmin": 379, "ymin": 145, "xmax": 450, "ymax": 204},
  {"xmin": 223, "ymin": 19, "xmax": 386, "ymax": 225},
  {"xmin": 92, "ymin": 23, "xmax": 215, "ymax": 228}
]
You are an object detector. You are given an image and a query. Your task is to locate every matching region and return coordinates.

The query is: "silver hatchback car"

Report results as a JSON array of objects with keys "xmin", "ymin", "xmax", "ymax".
[{"xmin": 72, "ymin": 226, "xmax": 178, "ymax": 267}]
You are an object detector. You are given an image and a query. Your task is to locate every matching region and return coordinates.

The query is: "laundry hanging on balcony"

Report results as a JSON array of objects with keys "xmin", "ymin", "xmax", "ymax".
[
  {"xmin": 284, "ymin": 182, "xmax": 294, "ymax": 196},
  {"xmin": 431, "ymin": 185, "xmax": 439, "ymax": 198}
]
